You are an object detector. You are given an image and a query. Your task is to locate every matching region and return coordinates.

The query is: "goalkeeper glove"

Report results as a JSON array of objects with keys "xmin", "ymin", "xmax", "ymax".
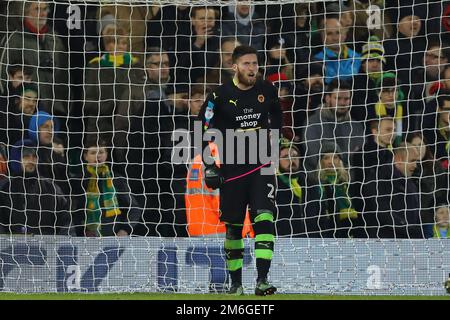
[{"xmin": 204, "ymin": 164, "xmax": 224, "ymax": 190}]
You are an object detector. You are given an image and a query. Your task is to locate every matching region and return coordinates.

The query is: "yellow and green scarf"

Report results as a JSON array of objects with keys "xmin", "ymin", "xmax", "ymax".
[
  {"xmin": 89, "ymin": 52, "xmax": 137, "ymax": 68},
  {"xmin": 438, "ymin": 119, "xmax": 450, "ymax": 153},
  {"xmin": 278, "ymin": 173, "xmax": 302, "ymax": 201},
  {"xmin": 85, "ymin": 164, "xmax": 121, "ymax": 236},
  {"xmin": 432, "ymin": 224, "xmax": 450, "ymax": 239},
  {"xmin": 375, "ymin": 101, "xmax": 403, "ymax": 146},
  {"xmin": 320, "ymin": 173, "xmax": 358, "ymax": 221}
]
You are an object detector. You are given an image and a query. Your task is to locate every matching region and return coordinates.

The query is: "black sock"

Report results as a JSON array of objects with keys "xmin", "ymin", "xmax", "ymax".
[
  {"xmin": 229, "ymin": 269, "xmax": 242, "ymax": 285},
  {"xmin": 256, "ymin": 258, "xmax": 271, "ymax": 282}
]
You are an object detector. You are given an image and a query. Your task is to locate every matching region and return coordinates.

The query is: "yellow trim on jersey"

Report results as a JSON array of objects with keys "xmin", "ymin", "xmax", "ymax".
[{"xmin": 236, "ymin": 126, "xmax": 261, "ymax": 132}]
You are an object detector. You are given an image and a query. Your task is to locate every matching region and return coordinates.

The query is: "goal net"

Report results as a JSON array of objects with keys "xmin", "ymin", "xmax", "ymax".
[{"xmin": 0, "ymin": 0, "xmax": 449, "ymax": 295}]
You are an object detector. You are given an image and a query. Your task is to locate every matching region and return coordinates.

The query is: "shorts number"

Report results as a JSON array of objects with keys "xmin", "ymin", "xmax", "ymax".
[{"xmin": 267, "ymin": 183, "xmax": 275, "ymax": 200}]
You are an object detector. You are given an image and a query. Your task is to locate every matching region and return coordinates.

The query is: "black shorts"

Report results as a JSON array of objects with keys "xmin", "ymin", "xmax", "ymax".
[{"xmin": 219, "ymin": 168, "xmax": 276, "ymax": 225}]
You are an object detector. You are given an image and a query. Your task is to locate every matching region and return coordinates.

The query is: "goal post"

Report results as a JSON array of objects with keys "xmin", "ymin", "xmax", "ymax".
[{"xmin": 0, "ymin": 0, "xmax": 449, "ymax": 295}]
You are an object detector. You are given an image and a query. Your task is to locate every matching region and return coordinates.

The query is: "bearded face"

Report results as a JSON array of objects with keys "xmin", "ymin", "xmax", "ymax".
[{"xmin": 233, "ymin": 54, "xmax": 258, "ymax": 88}]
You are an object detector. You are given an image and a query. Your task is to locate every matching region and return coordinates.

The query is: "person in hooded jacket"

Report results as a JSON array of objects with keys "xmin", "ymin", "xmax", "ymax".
[
  {"xmin": 28, "ymin": 111, "xmax": 69, "ymax": 195},
  {"xmin": 0, "ymin": 139, "xmax": 71, "ymax": 235}
]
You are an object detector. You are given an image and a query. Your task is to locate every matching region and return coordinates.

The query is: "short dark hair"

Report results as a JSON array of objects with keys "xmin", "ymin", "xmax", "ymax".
[
  {"xmin": 325, "ymin": 79, "xmax": 351, "ymax": 96},
  {"xmin": 191, "ymin": 7, "xmax": 218, "ymax": 19},
  {"xmin": 83, "ymin": 135, "xmax": 109, "ymax": 152},
  {"xmin": 369, "ymin": 116, "xmax": 395, "ymax": 132},
  {"xmin": 7, "ymin": 64, "xmax": 33, "ymax": 77},
  {"xmin": 438, "ymin": 91, "xmax": 450, "ymax": 109},
  {"xmin": 145, "ymin": 47, "xmax": 168, "ymax": 65},
  {"xmin": 232, "ymin": 45, "xmax": 258, "ymax": 64},
  {"xmin": 190, "ymin": 84, "xmax": 209, "ymax": 97}
]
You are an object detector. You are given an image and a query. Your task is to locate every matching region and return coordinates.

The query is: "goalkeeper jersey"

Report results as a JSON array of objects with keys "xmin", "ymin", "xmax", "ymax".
[{"xmin": 199, "ymin": 78, "xmax": 282, "ymax": 177}]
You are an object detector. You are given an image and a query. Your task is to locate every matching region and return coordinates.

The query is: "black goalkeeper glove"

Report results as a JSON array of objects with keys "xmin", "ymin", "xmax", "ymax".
[{"xmin": 204, "ymin": 164, "xmax": 224, "ymax": 190}]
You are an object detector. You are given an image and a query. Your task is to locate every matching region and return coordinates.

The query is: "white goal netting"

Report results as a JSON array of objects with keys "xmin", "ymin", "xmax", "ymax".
[{"xmin": 0, "ymin": 0, "xmax": 449, "ymax": 295}]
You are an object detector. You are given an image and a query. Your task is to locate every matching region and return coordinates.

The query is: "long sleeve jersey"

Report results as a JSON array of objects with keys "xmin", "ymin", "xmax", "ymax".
[{"xmin": 199, "ymin": 78, "xmax": 282, "ymax": 177}]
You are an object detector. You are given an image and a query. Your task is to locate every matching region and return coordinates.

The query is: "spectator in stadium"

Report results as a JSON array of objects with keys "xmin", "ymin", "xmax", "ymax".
[
  {"xmin": 370, "ymin": 142, "xmax": 424, "ymax": 239},
  {"xmin": 292, "ymin": 62, "xmax": 324, "ymax": 131},
  {"xmin": 173, "ymin": 7, "xmax": 220, "ymax": 85},
  {"xmin": 266, "ymin": 71, "xmax": 295, "ymax": 141},
  {"xmin": 113, "ymin": 48, "xmax": 173, "ymax": 234},
  {"xmin": 281, "ymin": 3, "xmax": 322, "ymax": 63},
  {"xmin": 352, "ymin": 36, "xmax": 386, "ymax": 122},
  {"xmin": 84, "ymin": 24, "xmax": 139, "ymax": 146},
  {"xmin": 384, "ymin": 0, "xmax": 427, "ymax": 88},
  {"xmin": 0, "ymin": 83, "xmax": 39, "ymax": 151},
  {"xmin": 303, "ymin": 79, "xmax": 364, "ymax": 172},
  {"xmin": 0, "ymin": 0, "xmax": 69, "ymax": 117},
  {"xmin": 423, "ymin": 92, "xmax": 450, "ymax": 170},
  {"xmin": 431, "ymin": 202, "xmax": 450, "ymax": 238},
  {"xmin": 368, "ymin": 72, "xmax": 407, "ymax": 146},
  {"xmin": 205, "ymin": 38, "xmax": 241, "ymax": 89},
  {"xmin": 0, "ymin": 139, "xmax": 71, "ymax": 235},
  {"xmin": 410, "ymin": 41, "xmax": 450, "ymax": 130},
  {"xmin": 265, "ymin": 35, "xmax": 293, "ymax": 80},
  {"xmin": 71, "ymin": 137, "xmax": 141, "ymax": 237},
  {"xmin": 325, "ymin": 2, "xmax": 356, "ymax": 49},
  {"xmin": 275, "ymin": 139, "xmax": 305, "ymax": 237},
  {"xmin": 313, "ymin": 14, "xmax": 361, "ymax": 84},
  {"xmin": 350, "ymin": 117, "xmax": 396, "ymax": 238},
  {"xmin": 221, "ymin": 3, "xmax": 266, "ymax": 51},
  {"xmin": 96, "ymin": 4, "xmax": 158, "ymax": 59},
  {"xmin": 407, "ymin": 132, "xmax": 449, "ymax": 230},
  {"xmin": 347, "ymin": 0, "xmax": 393, "ymax": 51},
  {"xmin": 146, "ymin": 5, "xmax": 192, "ymax": 52},
  {"xmin": 303, "ymin": 141, "xmax": 358, "ymax": 238},
  {"xmin": 27, "ymin": 111, "xmax": 69, "ymax": 194},
  {"xmin": 1, "ymin": 64, "xmax": 33, "ymax": 96}
]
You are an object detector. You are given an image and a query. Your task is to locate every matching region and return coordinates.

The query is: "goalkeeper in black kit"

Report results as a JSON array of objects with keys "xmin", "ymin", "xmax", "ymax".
[{"xmin": 199, "ymin": 45, "xmax": 282, "ymax": 295}]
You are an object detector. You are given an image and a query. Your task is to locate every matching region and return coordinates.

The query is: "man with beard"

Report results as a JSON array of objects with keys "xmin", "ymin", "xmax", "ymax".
[
  {"xmin": 303, "ymin": 79, "xmax": 364, "ymax": 172},
  {"xmin": 200, "ymin": 45, "xmax": 282, "ymax": 296}
]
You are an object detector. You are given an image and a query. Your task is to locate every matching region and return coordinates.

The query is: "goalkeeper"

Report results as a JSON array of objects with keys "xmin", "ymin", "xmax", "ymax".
[{"xmin": 199, "ymin": 45, "xmax": 282, "ymax": 296}]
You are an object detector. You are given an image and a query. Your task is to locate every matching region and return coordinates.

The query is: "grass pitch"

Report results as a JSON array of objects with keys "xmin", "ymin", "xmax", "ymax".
[{"xmin": 1, "ymin": 293, "xmax": 449, "ymax": 300}]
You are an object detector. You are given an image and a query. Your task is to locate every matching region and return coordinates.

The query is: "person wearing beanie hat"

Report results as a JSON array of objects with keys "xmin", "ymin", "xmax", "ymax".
[
  {"xmin": 275, "ymin": 138, "xmax": 305, "ymax": 237},
  {"xmin": 28, "ymin": 111, "xmax": 59, "ymax": 145},
  {"xmin": 0, "ymin": 138, "xmax": 71, "ymax": 235},
  {"xmin": 265, "ymin": 34, "xmax": 293, "ymax": 80},
  {"xmin": 302, "ymin": 139, "xmax": 358, "ymax": 238},
  {"xmin": 97, "ymin": 14, "xmax": 116, "ymax": 36},
  {"xmin": 352, "ymin": 36, "xmax": 386, "ymax": 122},
  {"xmin": 27, "ymin": 111, "xmax": 69, "ymax": 194},
  {"xmin": 8, "ymin": 139, "xmax": 37, "ymax": 176},
  {"xmin": 368, "ymin": 72, "xmax": 407, "ymax": 146}
]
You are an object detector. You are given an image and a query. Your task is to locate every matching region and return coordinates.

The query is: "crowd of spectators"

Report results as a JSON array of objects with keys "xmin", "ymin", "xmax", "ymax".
[{"xmin": 0, "ymin": 0, "xmax": 449, "ymax": 239}]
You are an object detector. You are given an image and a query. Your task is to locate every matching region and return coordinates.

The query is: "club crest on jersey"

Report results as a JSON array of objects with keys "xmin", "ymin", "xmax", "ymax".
[{"xmin": 258, "ymin": 94, "xmax": 265, "ymax": 103}]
